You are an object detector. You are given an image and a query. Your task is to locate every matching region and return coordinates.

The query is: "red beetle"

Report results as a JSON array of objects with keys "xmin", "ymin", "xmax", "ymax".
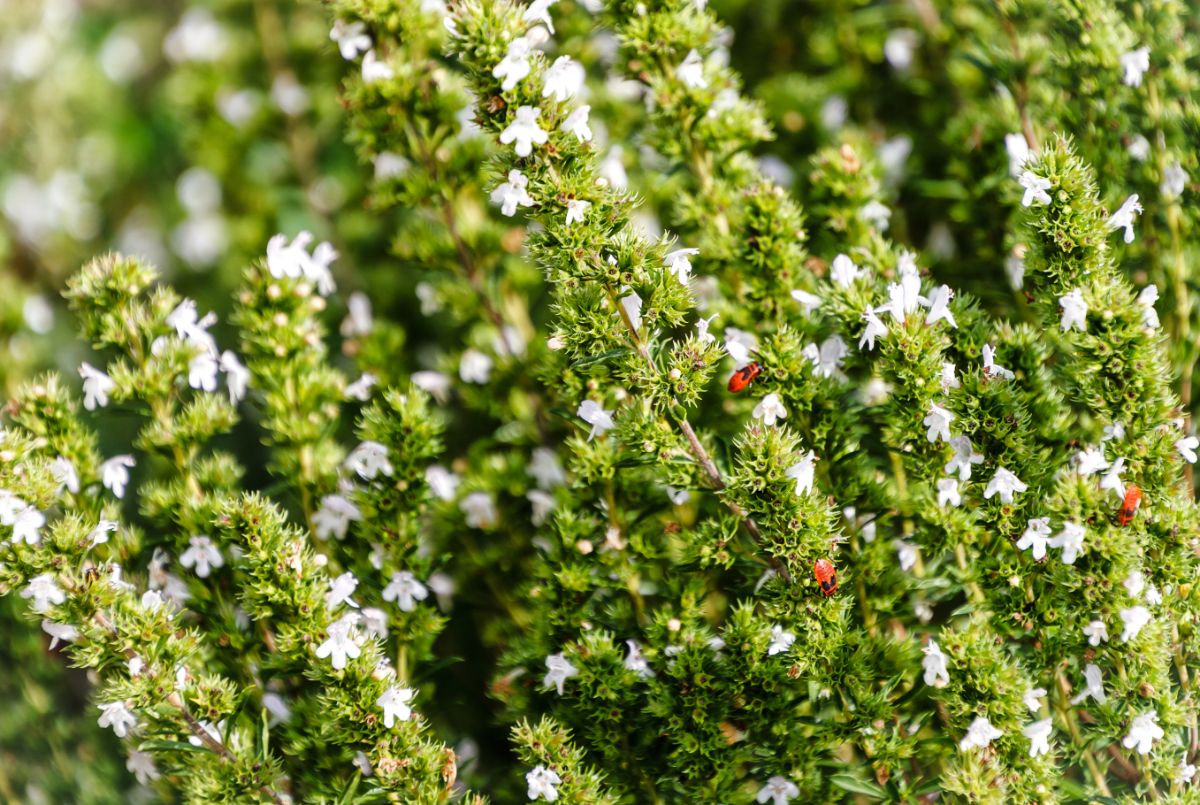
[
  {"xmin": 727, "ymin": 361, "xmax": 763, "ymax": 393},
  {"xmin": 813, "ymin": 558, "xmax": 838, "ymax": 597},
  {"xmin": 1118, "ymin": 484, "xmax": 1142, "ymax": 526}
]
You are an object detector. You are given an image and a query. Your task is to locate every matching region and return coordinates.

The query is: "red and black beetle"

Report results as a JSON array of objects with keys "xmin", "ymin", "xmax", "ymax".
[
  {"xmin": 727, "ymin": 361, "xmax": 763, "ymax": 393},
  {"xmin": 813, "ymin": 558, "xmax": 838, "ymax": 597},
  {"xmin": 1118, "ymin": 484, "xmax": 1142, "ymax": 527}
]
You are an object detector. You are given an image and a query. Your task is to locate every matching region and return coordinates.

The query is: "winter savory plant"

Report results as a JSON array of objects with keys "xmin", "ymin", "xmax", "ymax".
[{"xmin": 1, "ymin": 0, "xmax": 1198, "ymax": 803}]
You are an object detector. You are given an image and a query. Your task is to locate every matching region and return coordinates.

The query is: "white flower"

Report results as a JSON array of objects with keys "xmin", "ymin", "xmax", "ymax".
[
  {"xmin": 1048, "ymin": 521, "xmax": 1085, "ymax": 565},
  {"xmin": 724, "ymin": 327, "xmax": 758, "ymax": 367},
  {"xmin": 180, "ymin": 535, "xmax": 224, "ymax": 578},
  {"xmin": 543, "ymin": 653, "xmax": 578, "ymax": 695},
  {"xmin": 528, "ymin": 489, "xmax": 556, "ymax": 526},
  {"xmin": 1058, "ymin": 288, "xmax": 1088, "ymax": 332},
  {"xmin": 1005, "ymin": 132, "xmax": 1031, "ymax": 177},
  {"xmin": 526, "ymin": 765, "xmax": 562, "ymax": 801},
  {"xmin": 79, "ymin": 362, "xmax": 115, "ymax": 410},
  {"xmin": 219, "ymin": 351, "xmax": 250, "ymax": 403},
  {"xmin": 1120, "ymin": 46, "xmax": 1150, "ymax": 87},
  {"xmin": 341, "ymin": 292, "xmax": 374, "ymax": 337},
  {"xmin": 753, "ymin": 393, "xmax": 788, "ymax": 426},
  {"xmin": 756, "ymin": 775, "xmax": 800, "ymax": 805},
  {"xmin": 677, "ymin": 49, "xmax": 707, "ymax": 89},
  {"xmin": 345, "ymin": 441, "xmax": 394, "ymax": 480},
  {"xmin": 1016, "ymin": 517, "xmax": 1052, "ymax": 561},
  {"xmin": 1005, "ymin": 253, "xmax": 1026, "ymax": 290},
  {"xmin": 578, "ymin": 400, "xmax": 615, "ymax": 440},
  {"xmin": 664, "ymin": 247, "xmax": 700, "ymax": 284},
  {"xmin": 1124, "ymin": 569, "xmax": 1146, "ymax": 598},
  {"xmin": 1120, "ymin": 605, "xmax": 1152, "ymax": 642},
  {"xmin": 98, "ymin": 701, "xmax": 138, "ymax": 738},
  {"xmin": 346, "ymin": 373, "xmax": 378, "ymax": 403},
  {"xmin": 1177, "ymin": 759, "xmax": 1197, "ymax": 786},
  {"xmin": 1083, "ymin": 619, "xmax": 1109, "ymax": 646},
  {"xmin": 561, "ymin": 105, "xmax": 593, "ymax": 142},
  {"xmin": 1103, "ymin": 421, "xmax": 1127, "ymax": 442},
  {"xmin": 126, "ymin": 750, "xmax": 160, "ymax": 784},
  {"xmin": 565, "ymin": 199, "xmax": 591, "ymax": 227},
  {"xmin": 361, "ymin": 49, "xmax": 394, "ymax": 82},
  {"xmin": 791, "ymin": 289, "xmax": 821, "ymax": 315},
  {"xmin": 923, "ymin": 640, "xmax": 949, "ymax": 687},
  {"xmin": 528, "ymin": 447, "xmax": 566, "ymax": 489},
  {"xmin": 1023, "ymin": 687, "xmax": 1046, "ymax": 713},
  {"xmin": 959, "ymin": 716, "xmax": 1003, "ymax": 751},
  {"xmin": 50, "ymin": 456, "xmax": 80, "ymax": 495},
  {"xmin": 186, "ymin": 719, "xmax": 222, "ymax": 748},
  {"xmin": 923, "ymin": 403, "xmax": 954, "ymax": 444},
  {"xmin": 894, "ymin": 539, "xmax": 918, "ymax": 572},
  {"xmin": 141, "ymin": 590, "xmax": 165, "ymax": 611},
  {"xmin": 830, "ymin": 254, "xmax": 861, "ymax": 286},
  {"xmin": 620, "ymin": 289, "xmax": 643, "ymax": 331},
  {"xmin": 499, "ymin": 106, "xmax": 549, "ymax": 158},
  {"xmin": 984, "ymin": 466, "xmax": 1027, "ymax": 504},
  {"xmin": 1019, "ymin": 171, "xmax": 1052, "ymax": 207},
  {"xmin": 945, "ymin": 436, "xmax": 983, "ymax": 481},
  {"xmin": 316, "ymin": 613, "xmax": 362, "ymax": 670},
  {"xmin": 1100, "ymin": 456, "xmax": 1126, "ymax": 498},
  {"xmin": 1128, "ymin": 134, "xmax": 1151, "ymax": 161},
  {"xmin": 1175, "ymin": 436, "xmax": 1198, "ymax": 464},
  {"xmin": 313, "ymin": 495, "xmax": 361, "ymax": 541},
  {"xmin": 808, "ymin": 336, "xmax": 849, "ymax": 379},
  {"xmin": 266, "ymin": 232, "xmax": 338, "ymax": 294},
  {"xmin": 88, "ymin": 520, "xmax": 119, "ymax": 548},
  {"xmin": 982, "ymin": 343, "xmax": 1015, "ymax": 380},
  {"xmin": 859, "ymin": 306, "xmax": 888, "ymax": 351},
  {"xmin": 377, "ymin": 685, "xmax": 415, "ymax": 728},
  {"xmin": 1075, "ymin": 447, "xmax": 1110, "ymax": 475},
  {"xmin": 1123, "ymin": 711, "xmax": 1164, "ymax": 755},
  {"xmin": 523, "ymin": 0, "xmax": 559, "ymax": 31},
  {"xmin": 936, "ymin": 478, "xmax": 961, "ymax": 508},
  {"xmin": 459, "ymin": 348, "xmax": 493, "ymax": 384},
  {"xmin": 383, "ymin": 571, "xmax": 429, "ymax": 612},
  {"xmin": 624, "ymin": 639, "xmax": 654, "ymax": 678},
  {"xmin": 188, "ymin": 351, "xmax": 219, "ymax": 392},
  {"xmin": 460, "ymin": 491, "xmax": 498, "ymax": 529},
  {"xmin": 21, "ymin": 574, "xmax": 66, "ymax": 613},
  {"xmin": 100, "ymin": 454, "xmax": 136, "ymax": 499},
  {"xmin": 1024, "ymin": 718, "xmax": 1052, "ymax": 758},
  {"xmin": 9, "ymin": 503, "xmax": 45, "ymax": 546},
  {"xmin": 767, "ymin": 624, "xmax": 795, "ymax": 656},
  {"xmin": 543, "ymin": 56, "xmax": 584, "ymax": 102},
  {"xmin": 42, "ymin": 619, "xmax": 78, "ymax": 649},
  {"xmin": 325, "ymin": 571, "xmax": 360, "ymax": 610},
  {"xmin": 1106, "ymin": 194, "xmax": 1142, "ymax": 243},
  {"xmin": 1161, "ymin": 162, "xmax": 1188, "ymax": 199},
  {"xmin": 330, "ymin": 20, "xmax": 371, "ymax": 60},
  {"xmin": 785, "ymin": 451, "xmax": 817, "ymax": 496},
  {"xmin": 923, "ymin": 285, "xmax": 958, "ymax": 328},
  {"xmin": 426, "ymin": 465, "xmax": 462, "ymax": 501},
  {"xmin": 491, "ymin": 169, "xmax": 536, "ymax": 216}
]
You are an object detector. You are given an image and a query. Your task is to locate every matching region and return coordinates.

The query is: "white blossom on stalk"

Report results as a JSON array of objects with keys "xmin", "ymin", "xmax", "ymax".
[
  {"xmin": 543, "ymin": 653, "xmax": 577, "ymax": 695},
  {"xmin": 493, "ymin": 36, "xmax": 533, "ymax": 90},
  {"xmin": 807, "ymin": 336, "xmax": 848, "ymax": 379},
  {"xmin": 313, "ymin": 494, "xmax": 361, "ymax": 540},
  {"xmin": 677, "ymin": 49, "xmax": 707, "ymax": 89},
  {"xmin": 1019, "ymin": 171, "xmax": 1052, "ymax": 206},
  {"xmin": 724, "ymin": 328, "xmax": 758, "ymax": 367},
  {"xmin": 1120, "ymin": 46, "xmax": 1150, "ymax": 87},
  {"xmin": 188, "ymin": 351, "xmax": 219, "ymax": 392},
  {"xmin": 325, "ymin": 572, "xmax": 360, "ymax": 610},
  {"xmin": 791, "ymin": 289, "xmax": 821, "ymax": 315},
  {"xmin": 561, "ymin": 105, "xmax": 593, "ymax": 142},
  {"xmin": 460, "ymin": 491, "xmax": 498, "ymax": 528},
  {"xmin": 1005, "ymin": 132, "xmax": 1030, "ymax": 177},
  {"xmin": 936, "ymin": 478, "xmax": 961, "ymax": 508},
  {"xmin": 523, "ymin": 0, "xmax": 558, "ymax": 31},
  {"xmin": 1075, "ymin": 447, "xmax": 1110, "ymax": 475},
  {"xmin": 922, "ymin": 640, "xmax": 949, "ymax": 687},
  {"xmin": 756, "ymin": 776, "xmax": 800, "ymax": 805},
  {"xmin": 1161, "ymin": 162, "xmax": 1188, "ymax": 199},
  {"xmin": 1128, "ymin": 134, "xmax": 1151, "ymax": 161},
  {"xmin": 984, "ymin": 466, "xmax": 1027, "ymax": 504},
  {"xmin": 345, "ymin": 373, "xmax": 376, "ymax": 401},
  {"xmin": 565, "ymin": 199, "xmax": 591, "ymax": 227},
  {"xmin": 1120, "ymin": 605, "xmax": 1152, "ymax": 642},
  {"xmin": 1175, "ymin": 435, "xmax": 1198, "ymax": 464},
  {"xmin": 1100, "ymin": 456, "xmax": 1126, "ymax": 498},
  {"xmin": 1083, "ymin": 619, "xmax": 1109, "ymax": 646},
  {"xmin": 1058, "ymin": 288, "xmax": 1088, "ymax": 332},
  {"xmin": 459, "ymin": 348, "xmax": 493, "ymax": 384},
  {"xmin": 1048, "ymin": 521, "xmax": 1085, "ymax": 565},
  {"xmin": 542, "ymin": 56, "xmax": 584, "ymax": 101},
  {"xmin": 1123, "ymin": 711, "xmax": 1164, "ymax": 755},
  {"xmin": 767, "ymin": 625, "xmax": 795, "ymax": 656},
  {"xmin": 664, "ymin": 247, "xmax": 699, "ymax": 284},
  {"xmin": 126, "ymin": 750, "xmax": 160, "ymax": 784},
  {"xmin": 383, "ymin": 571, "xmax": 428, "ymax": 612},
  {"xmin": 266, "ymin": 232, "xmax": 337, "ymax": 295},
  {"xmin": 98, "ymin": 701, "xmax": 138, "ymax": 738},
  {"xmin": 982, "ymin": 344, "xmax": 1015, "ymax": 380},
  {"xmin": 426, "ymin": 465, "xmax": 461, "ymax": 501},
  {"xmin": 361, "ymin": 607, "xmax": 389, "ymax": 640},
  {"xmin": 526, "ymin": 765, "xmax": 562, "ymax": 801},
  {"xmin": 1177, "ymin": 759, "xmax": 1197, "ymax": 786},
  {"xmin": 21, "ymin": 574, "xmax": 66, "ymax": 613},
  {"xmin": 859, "ymin": 306, "xmax": 887, "ymax": 350},
  {"xmin": 860, "ymin": 200, "xmax": 891, "ymax": 230},
  {"xmin": 1124, "ymin": 570, "xmax": 1146, "ymax": 598},
  {"xmin": 623, "ymin": 639, "xmax": 654, "ymax": 678},
  {"xmin": 753, "ymin": 393, "xmax": 788, "ymax": 426},
  {"xmin": 345, "ymin": 441, "xmax": 393, "ymax": 480},
  {"xmin": 219, "ymin": 351, "xmax": 250, "ymax": 403},
  {"xmin": 578, "ymin": 400, "xmax": 615, "ymax": 440},
  {"xmin": 79, "ymin": 362, "xmax": 115, "ymax": 410},
  {"xmin": 1023, "ymin": 687, "xmax": 1046, "ymax": 713},
  {"xmin": 830, "ymin": 254, "xmax": 861, "ymax": 286},
  {"xmin": 1106, "ymin": 194, "xmax": 1142, "ymax": 243},
  {"xmin": 8, "ymin": 502, "xmax": 44, "ymax": 546},
  {"xmin": 88, "ymin": 520, "xmax": 118, "ymax": 548},
  {"xmin": 1103, "ymin": 421, "xmax": 1127, "ymax": 442},
  {"xmin": 620, "ymin": 289, "xmax": 643, "ymax": 331},
  {"xmin": 785, "ymin": 451, "xmax": 817, "ymax": 496},
  {"xmin": 179, "ymin": 535, "xmax": 224, "ymax": 578},
  {"xmin": 528, "ymin": 447, "xmax": 566, "ymax": 489},
  {"xmin": 491, "ymin": 169, "xmax": 536, "ymax": 216},
  {"xmin": 100, "ymin": 455, "xmax": 136, "ymax": 499},
  {"xmin": 959, "ymin": 717, "xmax": 1003, "ymax": 751},
  {"xmin": 42, "ymin": 619, "xmax": 78, "ymax": 649},
  {"xmin": 341, "ymin": 292, "xmax": 373, "ymax": 337},
  {"xmin": 894, "ymin": 540, "xmax": 918, "ymax": 572},
  {"xmin": 50, "ymin": 456, "xmax": 79, "ymax": 494},
  {"xmin": 1024, "ymin": 718, "xmax": 1052, "ymax": 758},
  {"xmin": 1016, "ymin": 517, "xmax": 1052, "ymax": 561},
  {"xmin": 923, "ymin": 285, "xmax": 958, "ymax": 328},
  {"xmin": 528, "ymin": 489, "xmax": 555, "ymax": 526},
  {"xmin": 166, "ymin": 299, "xmax": 217, "ymax": 352},
  {"xmin": 316, "ymin": 613, "xmax": 362, "ymax": 671},
  {"xmin": 945, "ymin": 436, "xmax": 983, "ymax": 480},
  {"xmin": 329, "ymin": 20, "xmax": 371, "ymax": 60},
  {"xmin": 499, "ymin": 106, "xmax": 549, "ymax": 158},
  {"xmin": 923, "ymin": 403, "xmax": 954, "ymax": 443},
  {"xmin": 412, "ymin": 371, "xmax": 451, "ymax": 403},
  {"xmin": 377, "ymin": 685, "xmax": 415, "ymax": 728}
]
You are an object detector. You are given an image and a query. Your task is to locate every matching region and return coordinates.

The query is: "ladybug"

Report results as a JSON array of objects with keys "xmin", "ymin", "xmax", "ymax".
[
  {"xmin": 813, "ymin": 558, "xmax": 838, "ymax": 597},
  {"xmin": 1118, "ymin": 484, "xmax": 1142, "ymax": 526},
  {"xmin": 727, "ymin": 361, "xmax": 763, "ymax": 393}
]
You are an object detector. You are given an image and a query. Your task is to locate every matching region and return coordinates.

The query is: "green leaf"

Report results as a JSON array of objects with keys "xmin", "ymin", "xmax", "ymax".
[{"xmin": 829, "ymin": 774, "xmax": 886, "ymax": 799}]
